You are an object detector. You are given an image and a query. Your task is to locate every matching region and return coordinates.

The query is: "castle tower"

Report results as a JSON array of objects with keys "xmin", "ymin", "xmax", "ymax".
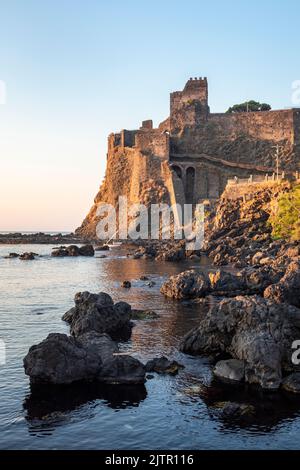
[{"xmin": 170, "ymin": 77, "xmax": 209, "ymax": 133}]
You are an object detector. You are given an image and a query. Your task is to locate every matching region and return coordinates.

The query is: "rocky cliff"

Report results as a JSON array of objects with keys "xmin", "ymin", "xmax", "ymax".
[{"xmin": 76, "ymin": 146, "xmax": 171, "ymax": 239}]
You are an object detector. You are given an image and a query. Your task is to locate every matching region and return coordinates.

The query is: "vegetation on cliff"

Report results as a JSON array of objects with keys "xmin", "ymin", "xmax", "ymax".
[{"xmin": 269, "ymin": 184, "xmax": 300, "ymax": 241}]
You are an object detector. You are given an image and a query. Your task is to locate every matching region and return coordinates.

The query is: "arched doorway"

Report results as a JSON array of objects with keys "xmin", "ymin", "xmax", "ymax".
[
  {"xmin": 171, "ymin": 165, "xmax": 182, "ymax": 179},
  {"xmin": 185, "ymin": 166, "xmax": 195, "ymax": 204}
]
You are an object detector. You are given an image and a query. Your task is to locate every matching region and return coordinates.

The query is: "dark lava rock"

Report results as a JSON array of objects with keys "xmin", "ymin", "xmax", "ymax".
[
  {"xmin": 121, "ymin": 280, "xmax": 131, "ymax": 288},
  {"xmin": 216, "ymin": 401, "xmax": 256, "ymax": 418},
  {"xmin": 180, "ymin": 295, "xmax": 300, "ymax": 390},
  {"xmin": 23, "ymin": 332, "xmax": 145, "ymax": 385},
  {"xmin": 281, "ymin": 373, "xmax": 300, "ymax": 393},
  {"xmin": 24, "ymin": 332, "xmax": 103, "ymax": 384},
  {"xmin": 51, "ymin": 244, "xmax": 94, "ymax": 257},
  {"xmin": 19, "ymin": 252, "xmax": 35, "ymax": 260},
  {"xmin": 213, "ymin": 359, "xmax": 245, "ymax": 383},
  {"xmin": 97, "ymin": 355, "xmax": 145, "ymax": 385},
  {"xmin": 160, "ymin": 269, "xmax": 210, "ymax": 300},
  {"xmin": 145, "ymin": 356, "xmax": 184, "ymax": 375},
  {"xmin": 156, "ymin": 245, "xmax": 186, "ymax": 262},
  {"xmin": 94, "ymin": 245, "xmax": 109, "ymax": 251},
  {"xmin": 51, "ymin": 247, "xmax": 69, "ymax": 257},
  {"xmin": 5, "ymin": 252, "xmax": 19, "ymax": 259},
  {"xmin": 62, "ymin": 291, "xmax": 133, "ymax": 341},
  {"xmin": 78, "ymin": 244, "xmax": 94, "ymax": 256},
  {"xmin": 264, "ymin": 260, "xmax": 300, "ymax": 308},
  {"xmin": 146, "ymin": 281, "xmax": 156, "ymax": 287},
  {"xmin": 209, "ymin": 270, "xmax": 245, "ymax": 294}
]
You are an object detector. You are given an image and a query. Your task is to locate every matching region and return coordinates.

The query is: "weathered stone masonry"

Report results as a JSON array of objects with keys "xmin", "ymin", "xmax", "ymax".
[{"xmin": 76, "ymin": 77, "xmax": 300, "ymax": 237}]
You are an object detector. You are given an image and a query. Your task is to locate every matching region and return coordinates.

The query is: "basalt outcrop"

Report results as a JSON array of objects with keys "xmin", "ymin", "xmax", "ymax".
[
  {"xmin": 24, "ymin": 291, "xmax": 145, "ymax": 385},
  {"xmin": 180, "ymin": 295, "xmax": 300, "ymax": 390},
  {"xmin": 62, "ymin": 291, "xmax": 133, "ymax": 341},
  {"xmin": 24, "ymin": 332, "xmax": 145, "ymax": 385}
]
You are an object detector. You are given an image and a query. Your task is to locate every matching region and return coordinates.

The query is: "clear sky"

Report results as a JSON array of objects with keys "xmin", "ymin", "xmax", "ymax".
[{"xmin": 0, "ymin": 0, "xmax": 299, "ymax": 231}]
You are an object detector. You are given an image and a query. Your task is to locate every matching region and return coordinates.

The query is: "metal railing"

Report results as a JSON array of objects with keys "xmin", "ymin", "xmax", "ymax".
[{"xmin": 227, "ymin": 172, "xmax": 288, "ymax": 186}]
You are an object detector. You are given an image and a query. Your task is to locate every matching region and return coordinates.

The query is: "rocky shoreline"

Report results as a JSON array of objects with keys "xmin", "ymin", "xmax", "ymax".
[
  {"xmin": 0, "ymin": 232, "xmax": 95, "ymax": 245},
  {"xmin": 157, "ymin": 182, "xmax": 300, "ymax": 392},
  {"xmin": 21, "ymin": 181, "xmax": 300, "ymax": 404}
]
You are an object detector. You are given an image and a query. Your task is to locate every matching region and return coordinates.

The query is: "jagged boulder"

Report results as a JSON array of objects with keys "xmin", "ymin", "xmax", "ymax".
[
  {"xmin": 209, "ymin": 270, "xmax": 245, "ymax": 294},
  {"xmin": 155, "ymin": 245, "xmax": 186, "ymax": 262},
  {"xmin": 180, "ymin": 295, "xmax": 300, "ymax": 389},
  {"xmin": 160, "ymin": 269, "xmax": 210, "ymax": 299},
  {"xmin": 23, "ymin": 332, "xmax": 145, "ymax": 385},
  {"xmin": 23, "ymin": 333, "xmax": 103, "ymax": 384},
  {"xmin": 242, "ymin": 265, "xmax": 284, "ymax": 293},
  {"xmin": 62, "ymin": 291, "xmax": 133, "ymax": 341},
  {"xmin": 264, "ymin": 260, "xmax": 300, "ymax": 308},
  {"xmin": 97, "ymin": 355, "xmax": 145, "ymax": 384}
]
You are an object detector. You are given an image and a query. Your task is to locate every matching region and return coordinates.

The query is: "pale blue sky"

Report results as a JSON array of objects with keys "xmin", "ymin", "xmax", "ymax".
[{"xmin": 0, "ymin": 0, "xmax": 299, "ymax": 231}]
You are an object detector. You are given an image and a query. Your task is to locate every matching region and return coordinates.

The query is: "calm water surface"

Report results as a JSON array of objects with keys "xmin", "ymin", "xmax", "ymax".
[{"xmin": 0, "ymin": 244, "xmax": 300, "ymax": 449}]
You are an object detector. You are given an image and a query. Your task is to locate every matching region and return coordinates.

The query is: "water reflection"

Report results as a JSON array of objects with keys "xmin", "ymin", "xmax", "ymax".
[
  {"xmin": 1, "ymin": 243, "xmax": 300, "ymax": 448},
  {"xmin": 24, "ymin": 382, "xmax": 147, "ymax": 423},
  {"xmin": 179, "ymin": 375, "xmax": 300, "ymax": 432}
]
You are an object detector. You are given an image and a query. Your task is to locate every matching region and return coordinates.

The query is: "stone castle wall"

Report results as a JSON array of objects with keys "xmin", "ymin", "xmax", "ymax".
[{"xmin": 76, "ymin": 77, "xmax": 300, "ymax": 238}]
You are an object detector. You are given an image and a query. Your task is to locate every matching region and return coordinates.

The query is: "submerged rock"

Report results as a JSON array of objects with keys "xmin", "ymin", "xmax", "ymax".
[
  {"xmin": 145, "ymin": 357, "xmax": 184, "ymax": 375},
  {"xmin": 23, "ymin": 332, "xmax": 145, "ymax": 385},
  {"xmin": 281, "ymin": 373, "xmax": 300, "ymax": 393},
  {"xmin": 121, "ymin": 280, "xmax": 131, "ymax": 288},
  {"xmin": 160, "ymin": 269, "xmax": 210, "ymax": 299},
  {"xmin": 213, "ymin": 359, "xmax": 245, "ymax": 383},
  {"xmin": 180, "ymin": 295, "xmax": 300, "ymax": 390},
  {"xmin": 131, "ymin": 309, "xmax": 159, "ymax": 320},
  {"xmin": 62, "ymin": 291, "xmax": 133, "ymax": 341},
  {"xmin": 215, "ymin": 401, "xmax": 256, "ymax": 418}
]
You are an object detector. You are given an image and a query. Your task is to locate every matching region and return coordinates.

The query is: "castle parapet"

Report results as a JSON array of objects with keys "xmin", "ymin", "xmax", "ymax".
[
  {"xmin": 140, "ymin": 119, "xmax": 153, "ymax": 130},
  {"xmin": 170, "ymin": 77, "xmax": 209, "ymax": 132}
]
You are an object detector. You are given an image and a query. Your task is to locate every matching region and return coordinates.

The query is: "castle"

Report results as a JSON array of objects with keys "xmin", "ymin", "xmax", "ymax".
[{"xmin": 77, "ymin": 77, "xmax": 300, "ymax": 237}]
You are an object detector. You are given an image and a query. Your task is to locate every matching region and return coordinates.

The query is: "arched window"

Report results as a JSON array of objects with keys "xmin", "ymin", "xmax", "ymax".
[
  {"xmin": 171, "ymin": 165, "xmax": 182, "ymax": 179},
  {"xmin": 185, "ymin": 167, "xmax": 195, "ymax": 204}
]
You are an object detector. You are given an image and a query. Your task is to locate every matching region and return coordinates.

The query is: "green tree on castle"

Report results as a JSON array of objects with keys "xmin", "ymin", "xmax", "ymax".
[{"xmin": 226, "ymin": 100, "xmax": 271, "ymax": 113}]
